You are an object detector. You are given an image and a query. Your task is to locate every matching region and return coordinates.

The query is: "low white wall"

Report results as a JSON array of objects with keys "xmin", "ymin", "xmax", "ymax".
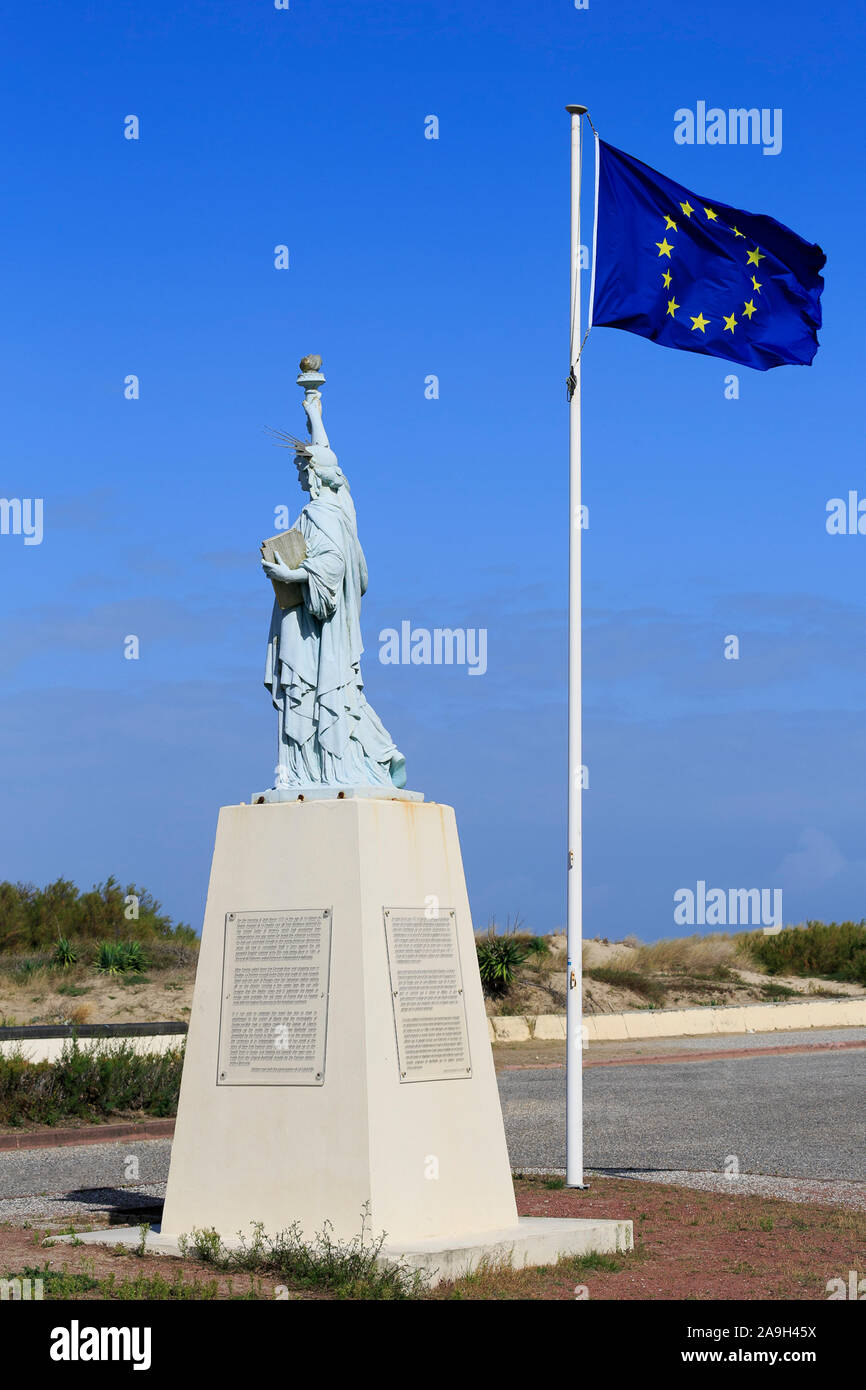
[
  {"xmin": 0, "ymin": 1033, "xmax": 186, "ymax": 1063},
  {"xmin": 488, "ymin": 996, "xmax": 866, "ymax": 1043},
  {"xmin": 3, "ymin": 997, "xmax": 864, "ymax": 1060}
]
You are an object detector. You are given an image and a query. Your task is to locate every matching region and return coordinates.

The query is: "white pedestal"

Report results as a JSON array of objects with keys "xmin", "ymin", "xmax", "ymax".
[
  {"xmin": 158, "ymin": 797, "xmax": 633, "ymax": 1280},
  {"xmin": 161, "ymin": 798, "xmax": 517, "ymax": 1244}
]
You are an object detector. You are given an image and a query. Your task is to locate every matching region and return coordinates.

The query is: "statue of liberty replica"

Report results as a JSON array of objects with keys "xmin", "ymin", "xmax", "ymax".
[
  {"xmin": 160, "ymin": 348, "xmax": 622, "ymax": 1276},
  {"xmin": 259, "ymin": 356, "xmax": 407, "ymax": 797}
]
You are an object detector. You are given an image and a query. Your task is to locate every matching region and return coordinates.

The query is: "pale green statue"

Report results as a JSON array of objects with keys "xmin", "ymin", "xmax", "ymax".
[{"xmin": 260, "ymin": 357, "xmax": 407, "ymax": 796}]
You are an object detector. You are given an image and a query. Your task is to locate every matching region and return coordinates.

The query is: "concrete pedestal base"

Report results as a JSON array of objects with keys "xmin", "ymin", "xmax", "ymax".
[
  {"xmin": 153, "ymin": 796, "xmax": 632, "ymax": 1276},
  {"xmin": 58, "ymin": 1215, "xmax": 632, "ymax": 1287}
]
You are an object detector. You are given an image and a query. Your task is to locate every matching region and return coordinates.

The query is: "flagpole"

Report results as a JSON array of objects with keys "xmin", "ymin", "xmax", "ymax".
[{"xmin": 565, "ymin": 103, "xmax": 587, "ymax": 1189}]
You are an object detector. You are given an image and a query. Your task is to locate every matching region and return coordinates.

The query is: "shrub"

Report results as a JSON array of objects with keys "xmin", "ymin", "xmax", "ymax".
[
  {"xmin": 476, "ymin": 932, "xmax": 528, "ymax": 994},
  {"xmin": 744, "ymin": 920, "xmax": 866, "ymax": 983},
  {"xmin": 53, "ymin": 937, "xmax": 77, "ymax": 968},
  {"xmin": 95, "ymin": 941, "xmax": 147, "ymax": 975},
  {"xmin": 0, "ymin": 1039, "xmax": 184, "ymax": 1127}
]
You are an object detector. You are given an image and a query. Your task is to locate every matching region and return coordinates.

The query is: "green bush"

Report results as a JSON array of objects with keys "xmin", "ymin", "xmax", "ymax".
[
  {"xmin": 744, "ymin": 920, "xmax": 866, "ymax": 983},
  {"xmin": 0, "ymin": 1039, "xmax": 184, "ymax": 1127}
]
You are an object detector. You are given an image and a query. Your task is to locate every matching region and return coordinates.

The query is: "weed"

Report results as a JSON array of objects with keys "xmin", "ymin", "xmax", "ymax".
[{"xmin": 184, "ymin": 1206, "xmax": 428, "ymax": 1300}]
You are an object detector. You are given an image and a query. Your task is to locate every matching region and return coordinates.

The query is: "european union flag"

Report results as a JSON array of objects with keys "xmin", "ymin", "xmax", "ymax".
[{"xmin": 591, "ymin": 141, "xmax": 825, "ymax": 371}]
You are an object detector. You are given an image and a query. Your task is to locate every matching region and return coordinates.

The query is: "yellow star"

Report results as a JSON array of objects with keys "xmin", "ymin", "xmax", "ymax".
[
  {"xmin": 751, "ymin": 275, "xmax": 762, "ymax": 293},
  {"xmin": 732, "ymin": 226, "xmax": 746, "ymax": 238},
  {"xmin": 704, "ymin": 206, "xmax": 718, "ymax": 220},
  {"xmin": 664, "ymin": 214, "xmax": 677, "ymax": 231},
  {"xmin": 723, "ymin": 313, "xmax": 737, "ymax": 333},
  {"xmin": 746, "ymin": 247, "xmax": 765, "ymax": 266},
  {"xmin": 666, "ymin": 297, "xmax": 679, "ymax": 317},
  {"xmin": 656, "ymin": 237, "xmax": 674, "ymax": 259},
  {"xmin": 690, "ymin": 311, "xmax": 709, "ymax": 333},
  {"xmin": 742, "ymin": 299, "xmax": 757, "ymax": 319},
  {"xmin": 662, "ymin": 270, "xmax": 672, "ymax": 288},
  {"xmin": 680, "ymin": 200, "xmax": 694, "ymax": 217}
]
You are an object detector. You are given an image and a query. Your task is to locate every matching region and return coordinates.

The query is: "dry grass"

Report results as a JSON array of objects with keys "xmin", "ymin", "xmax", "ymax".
[{"xmin": 631, "ymin": 934, "xmax": 745, "ymax": 975}]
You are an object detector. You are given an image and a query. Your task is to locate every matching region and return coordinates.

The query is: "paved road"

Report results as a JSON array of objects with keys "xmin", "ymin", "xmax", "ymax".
[
  {"xmin": 1, "ymin": 1030, "xmax": 863, "ymax": 1222},
  {"xmin": 501, "ymin": 1046, "xmax": 866, "ymax": 1178}
]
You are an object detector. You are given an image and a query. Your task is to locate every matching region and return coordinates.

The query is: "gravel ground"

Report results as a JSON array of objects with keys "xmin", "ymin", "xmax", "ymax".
[
  {"xmin": 517, "ymin": 1168, "xmax": 866, "ymax": 1210},
  {"xmin": 0, "ymin": 1138, "xmax": 171, "ymax": 1225},
  {"xmin": 0, "ymin": 1183, "xmax": 166, "ymax": 1225}
]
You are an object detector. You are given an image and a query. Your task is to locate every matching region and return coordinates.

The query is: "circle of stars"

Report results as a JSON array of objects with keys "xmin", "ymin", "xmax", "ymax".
[{"xmin": 654, "ymin": 202, "xmax": 764, "ymax": 337}]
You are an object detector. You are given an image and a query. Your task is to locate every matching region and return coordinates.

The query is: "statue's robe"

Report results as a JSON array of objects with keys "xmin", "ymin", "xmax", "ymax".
[{"xmin": 264, "ymin": 493, "xmax": 403, "ymax": 787}]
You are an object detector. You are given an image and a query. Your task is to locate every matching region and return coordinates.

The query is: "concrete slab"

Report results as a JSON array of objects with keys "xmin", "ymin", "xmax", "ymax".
[
  {"xmin": 55, "ymin": 1215, "xmax": 634, "ymax": 1287},
  {"xmin": 381, "ymin": 1216, "xmax": 633, "ymax": 1284}
]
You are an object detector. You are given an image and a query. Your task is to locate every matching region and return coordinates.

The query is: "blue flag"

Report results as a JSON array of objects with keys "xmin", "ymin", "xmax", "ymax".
[{"xmin": 591, "ymin": 141, "xmax": 825, "ymax": 371}]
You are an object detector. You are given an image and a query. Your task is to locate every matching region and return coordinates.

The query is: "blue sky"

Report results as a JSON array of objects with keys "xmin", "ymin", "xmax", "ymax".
[{"xmin": 1, "ymin": 0, "xmax": 864, "ymax": 939}]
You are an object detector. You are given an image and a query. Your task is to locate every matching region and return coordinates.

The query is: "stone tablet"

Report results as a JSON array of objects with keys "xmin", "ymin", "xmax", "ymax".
[
  {"xmin": 383, "ymin": 908, "xmax": 472, "ymax": 1083},
  {"xmin": 217, "ymin": 909, "xmax": 332, "ymax": 1086}
]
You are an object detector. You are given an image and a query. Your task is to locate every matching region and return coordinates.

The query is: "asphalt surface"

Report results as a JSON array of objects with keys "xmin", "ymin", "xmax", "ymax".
[
  {"xmin": 1, "ymin": 1028, "xmax": 863, "ymax": 1222},
  {"xmin": 501, "ymin": 1046, "xmax": 865, "ymax": 1178}
]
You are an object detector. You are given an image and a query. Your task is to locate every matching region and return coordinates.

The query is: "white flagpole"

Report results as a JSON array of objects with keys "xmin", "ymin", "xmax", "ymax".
[{"xmin": 565, "ymin": 103, "xmax": 587, "ymax": 1189}]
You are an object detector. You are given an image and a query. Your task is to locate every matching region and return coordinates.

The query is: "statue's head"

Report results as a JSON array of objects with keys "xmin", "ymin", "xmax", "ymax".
[{"xmin": 294, "ymin": 443, "xmax": 347, "ymax": 499}]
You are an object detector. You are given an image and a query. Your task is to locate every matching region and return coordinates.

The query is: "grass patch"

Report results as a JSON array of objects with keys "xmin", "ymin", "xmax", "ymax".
[
  {"xmin": 3, "ymin": 1261, "xmax": 255, "ymax": 1300},
  {"xmin": 584, "ymin": 966, "xmax": 667, "ymax": 1006},
  {"xmin": 759, "ymin": 982, "xmax": 799, "ymax": 1000},
  {"xmin": 5, "ymin": 1263, "xmax": 101, "ymax": 1296}
]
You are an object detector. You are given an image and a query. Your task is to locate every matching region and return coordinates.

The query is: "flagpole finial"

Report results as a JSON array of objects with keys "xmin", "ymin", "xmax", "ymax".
[{"xmin": 565, "ymin": 104, "xmax": 588, "ymax": 115}]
